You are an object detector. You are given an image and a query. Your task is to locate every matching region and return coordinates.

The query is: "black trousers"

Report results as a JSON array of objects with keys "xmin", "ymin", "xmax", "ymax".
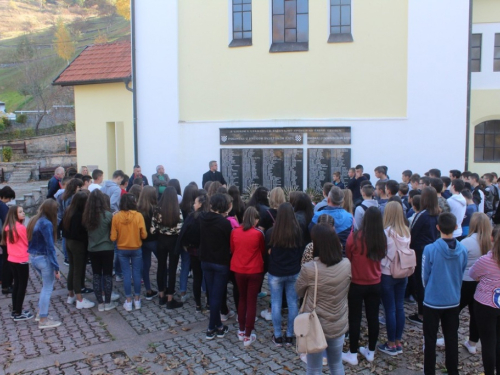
[
  {"xmin": 190, "ymin": 254, "xmax": 203, "ymax": 306},
  {"xmin": 221, "ymin": 271, "xmax": 239, "ymax": 315},
  {"xmin": 423, "ymin": 306, "xmax": 459, "ymax": 375},
  {"xmin": 460, "ymin": 281, "xmax": 479, "ymax": 343},
  {"xmin": 1, "ymin": 245, "xmax": 13, "ymax": 290},
  {"xmin": 414, "ymin": 249, "xmax": 425, "ymax": 316},
  {"xmin": 156, "ymin": 235, "xmax": 179, "ymax": 295},
  {"xmin": 89, "ymin": 251, "xmax": 114, "ymax": 304},
  {"xmin": 475, "ymin": 301, "xmax": 500, "ymax": 375},
  {"xmin": 348, "ymin": 282, "xmax": 381, "ymax": 352},
  {"xmin": 10, "ymin": 262, "xmax": 29, "ymax": 315}
]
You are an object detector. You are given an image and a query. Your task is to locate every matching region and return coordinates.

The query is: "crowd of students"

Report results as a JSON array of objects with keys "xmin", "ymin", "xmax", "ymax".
[{"xmin": 1, "ymin": 164, "xmax": 500, "ymax": 375}]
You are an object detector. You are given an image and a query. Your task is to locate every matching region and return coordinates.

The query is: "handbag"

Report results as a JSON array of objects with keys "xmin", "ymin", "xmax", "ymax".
[{"xmin": 294, "ymin": 261, "xmax": 328, "ymax": 354}]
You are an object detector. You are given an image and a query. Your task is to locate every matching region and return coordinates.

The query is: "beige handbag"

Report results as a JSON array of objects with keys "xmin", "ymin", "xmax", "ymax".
[{"xmin": 294, "ymin": 261, "xmax": 327, "ymax": 354}]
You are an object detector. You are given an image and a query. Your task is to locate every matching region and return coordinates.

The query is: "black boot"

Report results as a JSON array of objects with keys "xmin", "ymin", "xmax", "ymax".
[{"xmin": 166, "ymin": 299, "xmax": 183, "ymax": 310}]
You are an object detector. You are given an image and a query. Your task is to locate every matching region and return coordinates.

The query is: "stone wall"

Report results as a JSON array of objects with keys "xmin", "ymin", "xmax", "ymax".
[{"xmin": 0, "ymin": 132, "xmax": 76, "ymax": 157}]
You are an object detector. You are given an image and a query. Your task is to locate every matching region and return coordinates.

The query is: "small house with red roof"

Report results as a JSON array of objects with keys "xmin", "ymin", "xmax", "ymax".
[{"xmin": 53, "ymin": 41, "xmax": 133, "ymax": 178}]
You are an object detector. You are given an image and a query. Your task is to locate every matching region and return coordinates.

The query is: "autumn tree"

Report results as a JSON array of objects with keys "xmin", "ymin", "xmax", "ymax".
[
  {"xmin": 115, "ymin": 0, "xmax": 130, "ymax": 20},
  {"xmin": 54, "ymin": 18, "xmax": 75, "ymax": 64},
  {"xmin": 94, "ymin": 30, "xmax": 108, "ymax": 44}
]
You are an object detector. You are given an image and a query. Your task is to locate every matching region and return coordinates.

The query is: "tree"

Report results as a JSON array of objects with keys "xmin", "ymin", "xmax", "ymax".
[
  {"xmin": 115, "ymin": 0, "xmax": 130, "ymax": 20},
  {"xmin": 94, "ymin": 30, "xmax": 108, "ymax": 44},
  {"xmin": 54, "ymin": 18, "xmax": 75, "ymax": 64}
]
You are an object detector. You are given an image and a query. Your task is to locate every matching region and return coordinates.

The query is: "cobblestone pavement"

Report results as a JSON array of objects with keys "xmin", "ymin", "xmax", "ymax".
[{"xmin": 0, "ymin": 241, "xmax": 486, "ymax": 375}]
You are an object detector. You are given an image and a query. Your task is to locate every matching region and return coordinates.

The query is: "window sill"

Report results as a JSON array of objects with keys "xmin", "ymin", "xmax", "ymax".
[
  {"xmin": 269, "ymin": 42, "xmax": 309, "ymax": 53},
  {"xmin": 229, "ymin": 39, "xmax": 252, "ymax": 48},
  {"xmin": 328, "ymin": 33, "xmax": 353, "ymax": 43}
]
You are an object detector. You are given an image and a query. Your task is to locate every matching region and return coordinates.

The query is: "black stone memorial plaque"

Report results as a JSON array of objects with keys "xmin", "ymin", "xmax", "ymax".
[{"xmin": 307, "ymin": 148, "xmax": 351, "ymax": 191}]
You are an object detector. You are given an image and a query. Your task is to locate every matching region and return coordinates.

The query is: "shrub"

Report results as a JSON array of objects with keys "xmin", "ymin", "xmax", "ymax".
[
  {"xmin": 67, "ymin": 121, "xmax": 75, "ymax": 131},
  {"xmin": 0, "ymin": 122, "xmax": 5, "ymax": 132},
  {"xmin": 25, "ymin": 128, "xmax": 35, "ymax": 137},
  {"xmin": 1, "ymin": 117, "xmax": 11, "ymax": 127},
  {"xmin": 12, "ymin": 129, "xmax": 21, "ymax": 139},
  {"xmin": 16, "ymin": 114, "xmax": 27, "ymax": 124},
  {"xmin": 3, "ymin": 146, "xmax": 12, "ymax": 162}
]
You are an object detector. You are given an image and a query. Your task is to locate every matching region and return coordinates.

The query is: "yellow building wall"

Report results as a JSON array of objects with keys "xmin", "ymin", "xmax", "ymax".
[
  {"xmin": 473, "ymin": 0, "xmax": 500, "ymax": 24},
  {"xmin": 469, "ymin": 89, "xmax": 500, "ymax": 175},
  {"xmin": 74, "ymin": 83, "xmax": 134, "ymax": 179},
  {"xmin": 178, "ymin": 0, "xmax": 408, "ymax": 121}
]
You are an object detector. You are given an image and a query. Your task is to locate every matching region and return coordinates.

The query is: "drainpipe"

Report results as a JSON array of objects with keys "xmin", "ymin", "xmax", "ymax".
[
  {"xmin": 464, "ymin": 0, "xmax": 472, "ymax": 171},
  {"xmin": 131, "ymin": 0, "xmax": 139, "ymax": 166}
]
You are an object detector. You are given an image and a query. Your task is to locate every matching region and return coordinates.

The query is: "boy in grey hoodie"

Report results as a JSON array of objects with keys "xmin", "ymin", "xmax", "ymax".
[
  {"xmin": 101, "ymin": 170, "xmax": 125, "ymax": 213},
  {"xmin": 447, "ymin": 179, "xmax": 467, "ymax": 238},
  {"xmin": 354, "ymin": 184, "xmax": 379, "ymax": 229}
]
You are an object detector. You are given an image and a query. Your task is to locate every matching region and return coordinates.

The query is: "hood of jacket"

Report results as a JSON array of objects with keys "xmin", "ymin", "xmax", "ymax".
[
  {"xmin": 115, "ymin": 210, "xmax": 138, "ymax": 225},
  {"xmin": 200, "ymin": 211, "xmax": 225, "ymax": 225},
  {"xmin": 435, "ymin": 238, "xmax": 462, "ymax": 259},
  {"xmin": 362, "ymin": 199, "xmax": 379, "ymax": 209},
  {"xmin": 448, "ymin": 194, "xmax": 466, "ymax": 207},
  {"xmin": 386, "ymin": 227, "xmax": 411, "ymax": 248}
]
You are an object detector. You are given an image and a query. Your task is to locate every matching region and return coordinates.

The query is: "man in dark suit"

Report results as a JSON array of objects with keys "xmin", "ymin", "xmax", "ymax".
[{"xmin": 202, "ymin": 160, "xmax": 226, "ymax": 188}]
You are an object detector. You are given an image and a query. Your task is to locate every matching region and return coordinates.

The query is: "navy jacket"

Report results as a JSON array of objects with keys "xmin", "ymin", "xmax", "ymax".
[
  {"xmin": 47, "ymin": 176, "xmax": 62, "ymax": 200},
  {"xmin": 126, "ymin": 174, "xmax": 149, "ymax": 192},
  {"xmin": 410, "ymin": 210, "xmax": 440, "ymax": 255}
]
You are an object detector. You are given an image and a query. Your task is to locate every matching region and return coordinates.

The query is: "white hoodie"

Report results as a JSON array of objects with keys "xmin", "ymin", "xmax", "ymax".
[{"xmin": 447, "ymin": 194, "xmax": 467, "ymax": 237}]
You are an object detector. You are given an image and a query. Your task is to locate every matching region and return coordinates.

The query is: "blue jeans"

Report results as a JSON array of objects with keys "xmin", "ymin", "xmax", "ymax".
[
  {"xmin": 179, "ymin": 249, "xmax": 191, "ymax": 293},
  {"xmin": 306, "ymin": 335, "xmax": 345, "ymax": 375},
  {"xmin": 62, "ymin": 237, "xmax": 68, "ymax": 260},
  {"xmin": 268, "ymin": 273, "xmax": 299, "ymax": 338},
  {"xmin": 201, "ymin": 261, "xmax": 229, "ymax": 331},
  {"xmin": 30, "ymin": 255, "xmax": 55, "ymax": 318},
  {"xmin": 117, "ymin": 249, "xmax": 143, "ymax": 298},
  {"xmin": 141, "ymin": 241, "xmax": 157, "ymax": 291},
  {"xmin": 114, "ymin": 243, "xmax": 122, "ymax": 277},
  {"xmin": 380, "ymin": 274, "xmax": 407, "ymax": 342}
]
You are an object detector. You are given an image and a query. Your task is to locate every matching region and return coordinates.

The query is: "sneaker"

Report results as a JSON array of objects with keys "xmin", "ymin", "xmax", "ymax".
[
  {"xmin": 111, "ymin": 291, "xmax": 120, "ymax": 301},
  {"xmin": 436, "ymin": 338, "xmax": 445, "ymax": 347},
  {"xmin": 396, "ymin": 344, "xmax": 403, "ymax": 354},
  {"xmin": 379, "ymin": 315, "xmax": 386, "ymax": 325},
  {"xmin": 342, "ymin": 352, "xmax": 358, "ymax": 365},
  {"xmin": 407, "ymin": 313, "xmax": 423, "ymax": 326},
  {"xmin": 359, "ymin": 347, "xmax": 375, "ymax": 362},
  {"xmin": 196, "ymin": 305, "xmax": 202, "ymax": 313},
  {"xmin": 104, "ymin": 302, "xmax": 118, "ymax": 311},
  {"xmin": 98, "ymin": 303, "xmax": 105, "ymax": 312},
  {"xmin": 39, "ymin": 318, "xmax": 62, "ymax": 329},
  {"xmin": 166, "ymin": 299, "xmax": 183, "ymax": 310},
  {"xmin": 63, "ymin": 259, "xmax": 69, "ymax": 266},
  {"xmin": 81, "ymin": 287, "xmax": 94, "ymax": 294},
  {"xmin": 220, "ymin": 310, "xmax": 235, "ymax": 322},
  {"xmin": 216, "ymin": 325, "xmax": 229, "ymax": 338},
  {"xmin": 285, "ymin": 336, "xmax": 294, "ymax": 346},
  {"xmin": 35, "ymin": 313, "xmax": 53, "ymax": 322},
  {"xmin": 260, "ymin": 309, "xmax": 272, "ymax": 321},
  {"xmin": 244, "ymin": 333, "xmax": 257, "ymax": 347},
  {"xmin": 159, "ymin": 296, "xmax": 167, "ymax": 306},
  {"xmin": 180, "ymin": 293, "xmax": 189, "ymax": 303},
  {"xmin": 115, "ymin": 275, "xmax": 123, "ymax": 282},
  {"xmin": 463, "ymin": 340, "xmax": 477, "ymax": 354},
  {"xmin": 13, "ymin": 311, "xmax": 34, "ymax": 321},
  {"xmin": 76, "ymin": 298, "xmax": 95, "ymax": 309},
  {"xmin": 272, "ymin": 335, "xmax": 283, "ymax": 347},
  {"xmin": 206, "ymin": 329, "xmax": 216, "ymax": 340},
  {"xmin": 145, "ymin": 290, "xmax": 158, "ymax": 301},
  {"xmin": 258, "ymin": 292, "xmax": 267, "ymax": 298},
  {"xmin": 134, "ymin": 299, "xmax": 141, "ymax": 310},
  {"xmin": 67, "ymin": 295, "xmax": 76, "ymax": 305},
  {"xmin": 404, "ymin": 296, "xmax": 417, "ymax": 305},
  {"xmin": 322, "ymin": 357, "xmax": 327, "ymax": 366},
  {"xmin": 123, "ymin": 301, "xmax": 133, "ymax": 312},
  {"xmin": 237, "ymin": 330, "xmax": 245, "ymax": 341},
  {"xmin": 377, "ymin": 343, "xmax": 398, "ymax": 356}
]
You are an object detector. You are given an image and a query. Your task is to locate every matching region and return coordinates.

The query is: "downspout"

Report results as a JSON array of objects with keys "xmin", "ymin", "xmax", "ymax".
[
  {"xmin": 464, "ymin": 0, "xmax": 472, "ymax": 171},
  {"xmin": 131, "ymin": 0, "xmax": 139, "ymax": 166}
]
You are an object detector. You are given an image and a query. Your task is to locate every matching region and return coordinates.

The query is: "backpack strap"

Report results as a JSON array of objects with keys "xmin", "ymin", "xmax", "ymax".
[{"xmin": 267, "ymin": 209, "xmax": 275, "ymax": 224}]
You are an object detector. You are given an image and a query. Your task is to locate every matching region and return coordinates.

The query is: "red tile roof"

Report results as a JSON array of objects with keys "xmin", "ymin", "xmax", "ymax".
[{"xmin": 53, "ymin": 41, "xmax": 131, "ymax": 86}]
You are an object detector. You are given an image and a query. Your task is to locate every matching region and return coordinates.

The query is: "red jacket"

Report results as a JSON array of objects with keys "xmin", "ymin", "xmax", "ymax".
[
  {"xmin": 345, "ymin": 231, "xmax": 381, "ymax": 285},
  {"xmin": 230, "ymin": 227, "xmax": 265, "ymax": 274}
]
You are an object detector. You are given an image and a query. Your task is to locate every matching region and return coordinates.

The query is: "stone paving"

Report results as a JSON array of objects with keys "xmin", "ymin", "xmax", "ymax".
[{"xmin": 0, "ymin": 241, "xmax": 486, "ymax": 375}]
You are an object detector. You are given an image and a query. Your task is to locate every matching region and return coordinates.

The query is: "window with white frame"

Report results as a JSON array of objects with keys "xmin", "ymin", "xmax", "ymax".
[
  {"xmin": 329, "ymin": 0, "xmax": 353, "ymax": 43},
  {"xmin": 229, "ymin": 0, "xmax": 252, "ymax": 47},
  {"xmin": 270, "ymin": 0, "xmax": 309, "ymax": 53}
]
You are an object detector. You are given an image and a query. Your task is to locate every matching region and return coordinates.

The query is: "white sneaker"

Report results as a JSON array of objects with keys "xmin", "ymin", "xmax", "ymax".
[
  {"xmin": 463, "ymin": 340, "xmax": 477, "ymax": 354},
  {"xmin": 134, "ymin": 299, "xmax": 141, "ymax": 310},
  {"xmin": 342, "ymin": 351, "xmax": 358, "ymax": 365},
  {"xmin": 111, "ymin": 291, "xmax": 120, "ymax": 301},
  {"xmin": 220, "ymin": 310, "xmax": 235, "ymax": 322},
  {"xmin": 359, "ymin": 347, "xmax": 375, "ymax": 362},
  {"xmin": 67, "ymin": 295, "xmax": 76, "ymax": 304},
  {"xmin": 323, "ymin": 357, "xmax": 328, "ymax": 366},
  {"xmin": 436, "ymin": 338, "xmax": 445, "ymax": 347},
  {"xmin": 39, "ymin": 318, "xmax": 62, "ymax": 329},
  {"xmin": 237, "ymin": 330, "xmax": 245, "ymax": 341},
  {"xmin": 116, "ymin": 275, "xmax": 123, "ymax": 282},
  {"xmin": 123, "ymin": 301, "xmax": 133, "ymax": 312},
  {"xmin": 104, "ymin": 302, "xmax": 118, "ymax": 311},
  {"xmin": 76, "ymin": 298, "xmax": 95, "ymax": 309},
  {"xmin": 98, "ymin": 303, "xmax": 105, "ymax": 312},
  {"xmin": 300, "ymin": 353, "xmax": 308, "ymax": 364},
  {"xmin": 260, "ymin": 309, "xmax": 272, "ymax": 321},
  {"xmin": 243, "ymin": 333, "xmax": 257, "ymax": 347}
]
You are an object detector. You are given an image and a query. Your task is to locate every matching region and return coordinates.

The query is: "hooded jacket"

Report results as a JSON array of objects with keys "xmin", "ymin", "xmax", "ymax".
[
  {"xmin": 460, "ymin": 233, "xmax": 483, "ymax": 282},
  {"xmin": 422, "ymin": 238, "xmax": 467, "ymax": 309},
  {"xmin": 354, "ymin": 199, "xmax": 379, "ymax": 229},
  {"xmin": 101, "ymin": 180, "xmax": 122, "ymax": 213},
  {"xmin": 199, "ymin": 211, "xmax": 233, "ymax": 266},
  {"xmin": 381, "ymin": 227, "xmax": 411, "ymax": 276},
  {"xmin": 309, "ymin": 206, "xmax": 353, "ymax": 247},
  {"xmin": 447, "ymin": 194, "xmax": 467, "ymax": 237},
  {"xmin": 295, "ymin": 258, "xmax": 351, "ymax": 339},
  {"xmin": 110, "ymin": 210, "xmax": 147, "ymax": 250}
]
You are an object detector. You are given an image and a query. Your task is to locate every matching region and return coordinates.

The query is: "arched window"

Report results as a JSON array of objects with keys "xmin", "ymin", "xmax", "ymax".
[
  {"xmin": 270, "ymin": 0, "xmax": 309, "ymax": 53},
  {"xmin": 474, "ymin": 120, "xmax": 500, "ymax": 161}
]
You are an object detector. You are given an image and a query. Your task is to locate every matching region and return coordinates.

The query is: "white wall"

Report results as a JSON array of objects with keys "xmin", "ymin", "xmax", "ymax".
[
  {"xmin": 135, "ymin": 0, "xmax": 469, "ymax": 189},
  {"xmin": 471, "ymin": 23, "xmax": 500, "ymax": 90}
]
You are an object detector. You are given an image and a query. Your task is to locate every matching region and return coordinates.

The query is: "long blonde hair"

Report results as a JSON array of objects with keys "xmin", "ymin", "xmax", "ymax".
[
  {"xmin": 269, "ymin": 187, "xmax": 286, "ymax": 209},
  {"xmin": 383, "ymin": 201, "xmax": 410, "ymax": 238},
  {"xmin": 342, "ymin": 189, "xmax": 354, "ymax": 214},
  {"xmin": 468, "ymin": 212, "xmax": 492, "ymax": 255}
]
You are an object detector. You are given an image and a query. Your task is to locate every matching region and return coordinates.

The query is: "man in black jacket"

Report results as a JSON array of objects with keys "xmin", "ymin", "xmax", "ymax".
[{"xmin": 202, "ymin": 160, "xmax": 226, "ymax": 188}]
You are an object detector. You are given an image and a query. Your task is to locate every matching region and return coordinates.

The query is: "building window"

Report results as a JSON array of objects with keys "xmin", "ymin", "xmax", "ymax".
[
  {"xmin": 329, "ymin": 0, "xmax": 353, "ymax": 43},
  {"xmin": 494, "ymin": 33, "xmax": 500, "ymax": 72},
  {"xmin": 230, "ymin": 0, "xmax": 252, "ymax": 47},
  {"xmin": 474, "ymin": 120, "xmax": 500, "ymax": 162},
  {"xmin": 270, "ymin": 0, "xmax": 309, "ymax": 53},
  {"xmin": 470, "ymin": 34, "xmax": 481, "ymax": 72}
]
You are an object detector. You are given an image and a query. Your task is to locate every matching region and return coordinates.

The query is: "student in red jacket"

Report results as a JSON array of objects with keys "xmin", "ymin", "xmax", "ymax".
[
  {"xmin": 2, "ymin": 206, "xmax": 32, "ymax": 320},
  {"xmin": 230, "ymin": 206, "xmax": 265, "ymax": 347}
]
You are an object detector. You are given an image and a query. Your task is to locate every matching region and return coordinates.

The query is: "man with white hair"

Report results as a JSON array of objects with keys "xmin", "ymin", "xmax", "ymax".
[
  {"xmin": 47, "ymin": 166, "xmax": 65, "ymax": 199},
  {"xmin": 152, "ymin": 165, "xmax": 170, "ymax": 198}
]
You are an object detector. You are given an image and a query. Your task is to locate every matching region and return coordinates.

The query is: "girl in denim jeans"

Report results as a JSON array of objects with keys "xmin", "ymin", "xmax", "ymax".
[{"xmin": 27, "ymin": 199, "xmax": 61, "ymax": 329}]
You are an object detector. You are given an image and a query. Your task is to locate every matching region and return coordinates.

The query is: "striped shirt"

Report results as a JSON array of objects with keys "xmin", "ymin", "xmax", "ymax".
[{"xmin": 469, "ymin": 251, "xmax": 500, "ymax": 309}]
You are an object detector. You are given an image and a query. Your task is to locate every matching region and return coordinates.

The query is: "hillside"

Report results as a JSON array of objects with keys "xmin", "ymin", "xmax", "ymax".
[{"xmin": 0, "ymin": 0, "xmax": 131, "ymax": 113}]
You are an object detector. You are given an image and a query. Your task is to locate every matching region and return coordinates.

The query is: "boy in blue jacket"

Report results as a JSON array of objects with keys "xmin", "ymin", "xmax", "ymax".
[{"xmin": 422, "ymin": 212, "xmax": 468, "ymax": 375}]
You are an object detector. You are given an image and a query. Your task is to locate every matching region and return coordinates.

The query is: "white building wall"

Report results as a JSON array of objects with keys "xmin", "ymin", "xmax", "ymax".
[{"xmin": 135, "ymin": 0, "xmax": 469, "ymax": 188}]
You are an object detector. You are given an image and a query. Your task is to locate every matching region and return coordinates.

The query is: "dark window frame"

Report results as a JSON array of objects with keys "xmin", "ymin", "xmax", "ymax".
[
  {"xmin": 474, "ymin": 120, "xmax": 500, "ymax": 162},
  {"xmin": 328, "ymin": 0, "xmax": 353, "ymax": 43},
  {"xmin": 470, "ymin": 33, "xmax": 482, "ymax": 73},
  {"xmin": 229, "ymin": 0, "xmax": 253, "ymax": 48},
  {"xmin": 494, "ymin": 33, "xmax": 500, "ymax": 72},
  {"xmin": 270, "ymin": 0, "xmax": 309, "ymax": 53}
]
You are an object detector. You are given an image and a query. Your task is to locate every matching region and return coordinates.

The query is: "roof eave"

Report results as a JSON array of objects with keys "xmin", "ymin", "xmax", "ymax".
[{"xmin": 52, "ymin": 76, "xmax": 132, "ymax": 87}]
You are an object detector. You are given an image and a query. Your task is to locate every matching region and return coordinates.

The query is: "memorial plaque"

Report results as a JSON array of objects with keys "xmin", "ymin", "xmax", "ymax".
[
  {"xmin": 220, "ymin": 127, "xmax": 350, "ymax": 145},
  {"xmin": 307, "ymin": 148, "xmax": 351, "ymax": 191},
  {"xmin": 221, "ymin": 148, "xmax": 303, "ymax": 191}
]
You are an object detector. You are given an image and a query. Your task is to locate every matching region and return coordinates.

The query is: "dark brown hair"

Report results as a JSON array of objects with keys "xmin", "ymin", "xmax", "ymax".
[
  {"xmin": 420, "ymin": 186, "xmax": 440, "ymax": 216},
  {"xmin": 120, "ymin": 193, "xmax": 137, "ymax": 211},
  {"xmin": 242, "ymin": 206, "xmax": 260, "ymax": 231},
  {"xmin": 269, "ymin": 202, "xmax": 302, "ymax": 248},
  {"xmin": 82, "ymin": 189, "xmax": 110, "ymax": 232},
  {"xmin": 62, "ymin": 190, "xmax": 89, "ymax": 231},
  {"xmin": 311, "ymin": 224, "xmax": 343, "ymax": 267},
  {"xmin": 27, "ymin": 199, "xmax": 58, "ymax": 242},
  {"xmin": 156, "ymin": 186, "xmax": 180, "ymax": 227},
  {"xmin": 355, "ymin": 206, "xmax": 386, "ymax": 262},
  {"xmin": 1, "ymin": 206, "xmax": 23, "ymax": 245},
  {"xmin": 137, "ymin": 186, "xmax": 157, "ymax": 221},
  {"xmin": 61, "ymin": 178, "xmax": 83, "ymax": 201}
]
